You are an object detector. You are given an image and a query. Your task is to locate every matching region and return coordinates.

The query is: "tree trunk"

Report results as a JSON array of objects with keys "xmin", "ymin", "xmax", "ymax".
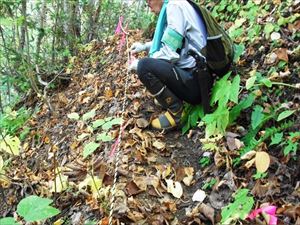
[
  {"xmin": 68, "ymin": 0, "xmax": 81, "ymax": 54},
  {"xmin": 19, "ymin": 0, "xmax": 27, "ymax": 52},
  {"xmin": 36, "ymin": 0, "xmax": 47, "ymax": 64},
  {"xmin": 87, "ymin": 0, "xmax": 102, "ymax": 42}
]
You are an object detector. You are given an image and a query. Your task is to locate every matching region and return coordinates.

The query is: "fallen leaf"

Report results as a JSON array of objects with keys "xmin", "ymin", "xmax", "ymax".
[
  {"xmin": 241, "ymin": 150, "xmax": 256, "ymax": 160},
  {"xmin": 133, "ymin": 176, "xmax": 147, "ymax": 191},
  {"xmin": 277, "ymin": 204, "xmax": 300, "ymax": 221},
  {"xmin": 0, "ymin": 135, "xmax": 20, "ymax": 155},
  {"xmin": 255, "ymin": 151, "xmax": 270, "ymax": 173},
  {"xmin": 214, "ymin": 151, "xmax": 225, "ymax": 168},
  {"xmin": 165, "ymin": 179, "xmax": 183, "ymax": 198},
  {"xmin": 136, "ymin": 118, "xmax": 149, "ymax": 128},
  {"xmin": 126, "ymin": 180, "xmax": 144, "ymax": 196},
  {"xmin": 251, "ymin": 179, "xmax": 280, "ymax": 198},
  {"xmin": 153, "ymin": 140, "xmax": 166, "ymax": 150},
  {"xmin": 127, "ymin": 210, "xmax": 145, "ymax": 222},
  {"xmin": 275, "ymin": 48, "xmax": 289, "ymax": 62},
  {"xmin": 245, "ymin": 158, "xmax": 256, "ymax": 169},
  {"xmin": 192, "ymin": 189, "xmax": 206, "ymax": 202},
  {"xmin": 183, "ymin": 167, "xmax": 194, "ymax": 186},
  {"xmin": 199, "ymin": 203, "xmax": 215, "ymax": 225}
]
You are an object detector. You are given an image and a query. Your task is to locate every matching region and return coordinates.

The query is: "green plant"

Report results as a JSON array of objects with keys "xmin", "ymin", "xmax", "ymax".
[
  {"xmin": 253, "ymin": 171, "xmax": 268, "ymax": 180},
  {"xmin": 202, "ymin": 178, "xmax": 217, "ymax": 190},
  {"xmin": 202, "ymin": 73, "xmax": 240, "ymax": 138},
  {"xmin": 221, "ymin": 189, "xmax": 254, "ymax": 225},
  {"xmin": 199, "ymin": 156, "xmax": 211, "ymax": 167},
  {"xmin": 67, "ymin": 110, "xmax": 122, "ymax": 158},
  {"xmin": 0, "ymin": 107, "xmax": 31, "ymax": 136},
  {"xmin": 0, "ymin": 195, "xmax": 60, "ymax": 223}
]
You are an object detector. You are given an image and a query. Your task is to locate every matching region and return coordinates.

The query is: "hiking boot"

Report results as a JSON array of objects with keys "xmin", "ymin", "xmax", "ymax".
[{"xmin": 151, "ymin": 87, "xmax": 183, "ymax": 130}]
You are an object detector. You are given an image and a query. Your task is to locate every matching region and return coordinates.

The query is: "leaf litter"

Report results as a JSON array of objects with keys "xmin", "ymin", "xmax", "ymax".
[{"xmin": 1, "ymin": 2, "xmax": 300, "ymax": 224}]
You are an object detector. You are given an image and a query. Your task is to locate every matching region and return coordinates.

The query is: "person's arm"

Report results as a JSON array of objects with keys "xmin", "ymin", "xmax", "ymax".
[{"xmin": 152, "ymin": 4, "xmax": 185, "ymax": 62}]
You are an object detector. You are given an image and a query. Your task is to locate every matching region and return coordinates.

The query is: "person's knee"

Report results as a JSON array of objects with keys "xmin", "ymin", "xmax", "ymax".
[{"xmin": 137, "ymin": 57, "xmax": 152, "ymax": 81}]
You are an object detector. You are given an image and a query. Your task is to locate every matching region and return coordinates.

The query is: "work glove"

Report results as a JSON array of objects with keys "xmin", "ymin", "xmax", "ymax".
[
  {"xmin": 130, "ymin": 42, "xmax": 152, "ymax": 54},
  {"xmin": 128, "ymin": 59, "xmax": 139, "ymax": 72}
]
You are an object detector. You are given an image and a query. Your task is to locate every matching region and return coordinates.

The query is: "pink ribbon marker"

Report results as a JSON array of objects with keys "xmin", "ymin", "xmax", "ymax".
[
  {"xmin": 247, "ymin": 205, "xmax": 277, "ymax": 225},
  {"xmin": 115, "ymin": 16, "xmax": 123, "ymax": 35}
]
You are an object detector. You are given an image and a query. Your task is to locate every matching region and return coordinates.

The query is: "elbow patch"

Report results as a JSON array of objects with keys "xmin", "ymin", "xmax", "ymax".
[{"xmin": 161, "ymin": 27, "xmax": 183, "ymax": 51}]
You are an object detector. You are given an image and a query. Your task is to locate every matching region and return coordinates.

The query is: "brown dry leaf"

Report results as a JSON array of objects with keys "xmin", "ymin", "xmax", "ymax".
[
  {"xmin": 277, "ymin": 205, "xmax": 300, "ymax": 221},
  {"xmin": 199, "ymin": 203, "xmax": 215, "ymax": 225},
  {"xmin": 214, "ymin": 151, "xmax": 225, "ymax": 168},
  {"xmin": 241, "ymin": 150, "xmax": 256, "ymax": 160},
  {"xmin": 251, "ymin": 179, "xmax": 280, "ymax": 198},
  {"xmin": 104, "ymin": 87, "xmax": 113, "ymax": 99},
  {"xmin": 245, "ymin": 158, "xmax": 256, "ymax": 169},
  {"xmin": 136, "ymin": 118, "xmax": 149, "ymax": 128},
  {"xmin": 162, "ymin": 200, "xmax": 177, "ymax": 213},
  {"xmin": 126, "ymin": 181, "xmax": 143, "ymax": 196},
  {"xmin": 183, "ymin": 167, "xmax": 194, "ymax": 186},
  {"xmin": 255, "ymin": 151, "xmax": 270, "ymax": 173},
  {"xmin": 226, "ymin": 137, "xmax": 244, "ymax": 150},
  {"xmin": 275, "ymin": 48, "xmax": 289, "ymax": 62},
  {"xmin": 100, "ymin": 217, "xmax": 109, "ymax": 225},
  {"xmin": 175, "ymin": 167, "xmax": 186, "ymax": 182},
  {"xmin": 133, "ymin": 176, "xmax": 147, "ymax": 191},
  {"xmin": 127, "ymin": 210, "xmax": 145, "ymax": 222},
  {"xmin": 153, "ymin": 140, "xmax": 166, "ymax": 150}
]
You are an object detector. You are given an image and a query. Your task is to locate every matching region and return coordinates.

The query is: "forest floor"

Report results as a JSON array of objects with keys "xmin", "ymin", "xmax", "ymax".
[{"xmin": 1, "ymin": 19, "xmax": 300, "ymax": 225}]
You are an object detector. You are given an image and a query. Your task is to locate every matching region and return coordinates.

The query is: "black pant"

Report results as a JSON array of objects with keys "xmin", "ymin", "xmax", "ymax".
[{"xmin": 137, "ymin": 57, "xmax": 202, "ymax": 105}]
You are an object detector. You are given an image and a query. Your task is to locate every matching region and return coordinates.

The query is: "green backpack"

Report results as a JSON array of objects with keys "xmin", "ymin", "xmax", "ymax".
[{"xmin": 188, "ymin": 0, "xmax": 234, "ymax": 75}]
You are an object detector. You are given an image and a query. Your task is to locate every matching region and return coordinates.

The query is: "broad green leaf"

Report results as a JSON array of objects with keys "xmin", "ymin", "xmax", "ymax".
[
  {"xmin": 102, "ymin": 118, "xmax": 123, "ymax": 130},
  {"xmin": 203, "ymin": 106, "xmax": 229, "ymax": 138},
  {"xmin": 82, "ymin": 109, "xmax": 96, "ymax": 121},
  {"xmin": 104, "ymin": 116, "xmax": 113, "ymax": 121},
  {"xmin": 92, "ymin": 119, "xmax": 105, "ymax": 129},
  {"xmin": 83, "ymin": 142, "xmax": 100, "ymax": 159},
  {"xmin": 229, "ymin": 75, "xmax": 240, "ymax": 104},
  {"xmin": 190, "ymin": 108, "xmax": 200, "ymax": 127},
  {"xmin": 211, "ymin": 73, "xmax": 231, "ymax": 106},
  {"xmin": 85, "ymin": 220, "xmax": 98, "ymax": 225},
  {"xmin": 96, "ymin": 133, "xmax": 113, "ymax": 142},
  {"xmin": 67, "ymin": 113, "xmax": 80, "ymax": 120},
  {"xmin": 229, "ymin": 94, "xmax": 255, "ymax": 124},
  {"xmin": 260, "ymin": 78, "xmax": 272, "ymax": 88},
  {"xmin": 233, "ymin": 44, "xmax": 245, "ymax": 63},
  {"xmin": 277, "ymin": 110, "xmax": 295, "ymax": 121},
  {"xmin": 0, "ymin": 135, "xmax": 20, "ymax": 155},
  {"xmin": 17, "ymin": 196, "xmax": 60, "ymax": 222},
  {"xmin": 264, "ymin": 23, "xmax": 274, "ymax": 35},
  {"xmin": 270, "ymin": 132, "xmax": 283, "ymax": 146},
  {"xmin": 77, "ymin": 133, "xmax": 90, "ymax": 141},
  {"xmin": 246, "ymin": 76, "xmax": 256, "ymax": 90},
  {"xmin": 283, "ymin": 142, "xmax": 298, "ymax": 156},
  {"xmin": 221, "ymin": 189, "xmax": 254, "ymax": 225},
  {"xmin": 0, "ymin": 217, "xmax": 20, "ymax": 225},
  {"xmin": 251, "ymin": 105, "xmax": 264, "ymax": 129},
  {"xmin": 182, "ymin": 116, "xmax": 191, "ymax": 134}
]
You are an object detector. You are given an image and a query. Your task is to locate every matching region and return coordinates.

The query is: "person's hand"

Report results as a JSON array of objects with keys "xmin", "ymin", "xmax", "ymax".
[
  {"xmin": 130, "ymin": 42, "xmax": 147, "ymax": 54},
  {"xmin": 128, "ymin": 59, "xmax": 139, "ymax": 72}
]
